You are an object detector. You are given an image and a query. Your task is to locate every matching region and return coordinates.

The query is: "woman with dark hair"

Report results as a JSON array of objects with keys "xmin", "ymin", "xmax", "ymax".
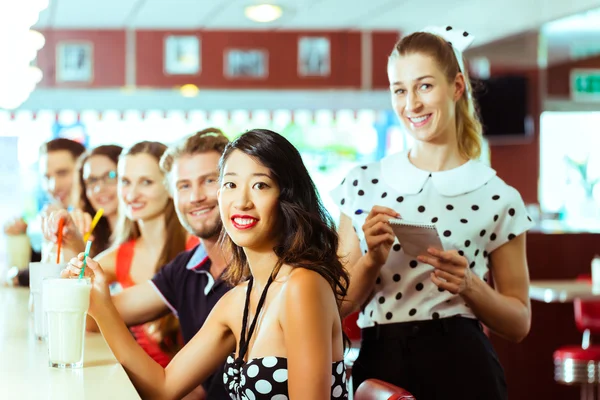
[
  {"xmin": 64, "ymin": 129, "xmax": 350, "ymax": 399},
  {"xmin": 70, "ymin": 145, "xmax": 123, "ymax": 257}
]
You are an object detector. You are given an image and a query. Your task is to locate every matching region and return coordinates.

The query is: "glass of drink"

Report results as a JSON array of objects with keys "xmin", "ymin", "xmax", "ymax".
[
  {"xmin": 5, "ymin": 233, "xmax": 31, "ymax": 269},
  {"xmin": 29, "ymin": 262, "xmax": 65, "ymax": 340},
  {"xmin": 42, "ymin": 277, "xmax": 92, "ymax": 369}
]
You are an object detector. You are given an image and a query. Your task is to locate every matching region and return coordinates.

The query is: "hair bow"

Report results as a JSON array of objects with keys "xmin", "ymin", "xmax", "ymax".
[{"xmin": 421, "ymin": 26, "xmax": 475, "ymax": 74}]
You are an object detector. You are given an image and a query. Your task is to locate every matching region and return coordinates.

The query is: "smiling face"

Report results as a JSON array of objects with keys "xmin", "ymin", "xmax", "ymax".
[
  {"xmin": 118, "ymin": 153, "xmax": 170, "ymax": 222},
  {"xmin": 388, "ymin": 52, "xmax": 464, "ymax": 145},
  {"xmin": 218, "ymin": 150, "xmax": 280, "ymax": 252},
  {"xmin": 83, "ymin": 155, "xmax": 119, "ymax": 218},
  {"xmin": 170, "ymin": 152, "xmax": 222, "ymax": 239}
]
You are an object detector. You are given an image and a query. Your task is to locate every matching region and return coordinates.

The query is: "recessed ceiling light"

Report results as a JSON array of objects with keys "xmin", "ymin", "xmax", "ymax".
[{"xmin": 244, "ymin": 4, "xmax": 283, "ymax": 23}]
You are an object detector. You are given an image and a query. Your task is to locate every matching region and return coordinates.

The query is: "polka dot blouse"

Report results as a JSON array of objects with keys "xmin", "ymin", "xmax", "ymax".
[{"xmin": 330, "ymin": 150, "xmax": 534, "ymax": 328}]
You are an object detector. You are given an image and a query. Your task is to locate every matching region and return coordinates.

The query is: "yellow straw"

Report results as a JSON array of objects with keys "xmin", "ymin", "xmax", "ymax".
[{"xmin": 83, "ymin": 208, "xmax": 104, "ymax": 242}]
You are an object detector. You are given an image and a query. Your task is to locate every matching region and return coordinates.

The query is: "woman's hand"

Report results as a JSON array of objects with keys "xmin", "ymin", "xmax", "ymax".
[
  {"xmin": 63, "ymin": 253, "xmax": 111, "ymax": 319},
  {"xmin": 42, "ymin": 210, "xmax": 87, "ymax": 254},
  {"xmin": 362, "ymin": 206, "xmax": 400, "ymax": 269},
  {"xmin": 70, "ymin": 209, "xmax": 93, "ymax": 241},
  {"xmin": 418, "ymin": 248, "xmax": 474, "ymax": 295}
]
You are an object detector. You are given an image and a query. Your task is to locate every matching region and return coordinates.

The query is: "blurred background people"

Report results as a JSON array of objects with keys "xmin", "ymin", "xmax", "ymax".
[{"xmin": 3, "ymin": 138, "xmax": 85, "ymax": 286}]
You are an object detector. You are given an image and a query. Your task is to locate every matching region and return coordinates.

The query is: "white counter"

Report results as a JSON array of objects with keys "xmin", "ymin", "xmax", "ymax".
[
  {"xmin": 0, "ymin": 286, "xmax": 140, "ymax": 399},
  {"xmin": 530, "ymin": 280, "xmax": 600, "ymax": 303}
]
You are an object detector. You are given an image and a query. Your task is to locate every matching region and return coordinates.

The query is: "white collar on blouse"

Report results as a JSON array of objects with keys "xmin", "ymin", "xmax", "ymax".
[{"xmin": 380, "ymin": 150, "xmax": 497, "ymax": 197}]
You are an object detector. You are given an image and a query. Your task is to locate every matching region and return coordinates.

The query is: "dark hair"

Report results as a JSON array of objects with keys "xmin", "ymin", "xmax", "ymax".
[
  {"xmin": 218, "ymin": 129, "xmax": 349, "ymax": 308},
  {"xmin": 389, "ymin": 31, "xmax": 482, "ymax": 159},
  {"xmin": 39, "ymin": 138, "xmax": 86, "ymax": 159},
  {"xmin": 73, "ymin": 145, "xmax": 123, "ymax": 257},
  {"xmin": 113, "ymin": 141, "xmax": 188, "ymax": 355}
]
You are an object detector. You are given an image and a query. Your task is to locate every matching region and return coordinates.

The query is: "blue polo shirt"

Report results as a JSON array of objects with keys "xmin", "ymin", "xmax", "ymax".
[{"xmin": 150, "ymin": 243, "xmax": 231, "ymax": 399}]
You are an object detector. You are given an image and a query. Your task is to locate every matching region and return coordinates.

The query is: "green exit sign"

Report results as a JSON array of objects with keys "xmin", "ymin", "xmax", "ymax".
[{"xmin": 571, "ymin": 69, "xmax": 600, "ymax": 101}]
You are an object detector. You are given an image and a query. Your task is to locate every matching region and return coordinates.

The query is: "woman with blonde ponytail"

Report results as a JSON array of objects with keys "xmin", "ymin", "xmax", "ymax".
[{"xmin": 331, "ymin": 26, "xmax": 533, "ymax": 400}]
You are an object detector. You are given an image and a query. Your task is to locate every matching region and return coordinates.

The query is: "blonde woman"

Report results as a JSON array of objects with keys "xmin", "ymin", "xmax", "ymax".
[{"xmin": 331, "ymin": 26, "xmax": 533, "ymax": 399}]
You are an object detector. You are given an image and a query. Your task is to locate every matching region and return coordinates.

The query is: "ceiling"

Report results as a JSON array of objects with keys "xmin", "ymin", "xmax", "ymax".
[{"xmin": 32, "ymin": 0, "xmax": 600, "ymax": 47}]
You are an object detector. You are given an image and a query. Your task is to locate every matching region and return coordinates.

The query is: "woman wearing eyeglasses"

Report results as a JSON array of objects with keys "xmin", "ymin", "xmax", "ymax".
[{"xmin": 71, "ymin": 145, "xmax": 124, "ymax": 257}]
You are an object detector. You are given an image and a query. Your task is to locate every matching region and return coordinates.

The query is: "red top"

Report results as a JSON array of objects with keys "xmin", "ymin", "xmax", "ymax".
[{"xmin": 115, "ymin": 235, "xmax": 199, "ymax": 367}]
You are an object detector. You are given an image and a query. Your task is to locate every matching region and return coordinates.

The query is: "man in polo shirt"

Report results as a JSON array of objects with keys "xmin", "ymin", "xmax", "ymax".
[
  {"xmin": 44, "ymin": 129, "xmax": 231, "ymax": 399},
  {"xmin": 150, "ymin": 128, "xmax": 232, "ymax": 398}
]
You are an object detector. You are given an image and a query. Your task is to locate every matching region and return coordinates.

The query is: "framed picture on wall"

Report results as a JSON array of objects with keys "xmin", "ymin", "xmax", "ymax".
[
  {"xmin": 224, "ymin": 49, "xmax": 268, "ymax": 79},
  {"xmin": 56, "ymin": 42, "xmax": 94, "ymax": 82},
  {"xmin": 164, "ymin": 35, "xmax": 201, "ymax": 75},
  {"xmin": 298, "ymin": 36, "xmax": 330, "ymax": 77}
]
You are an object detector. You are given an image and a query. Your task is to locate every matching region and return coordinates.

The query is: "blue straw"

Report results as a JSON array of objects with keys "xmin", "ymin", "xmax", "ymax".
[{"xmin": 78, "ymin": 240, "xmax": 93, "ymax": 280}]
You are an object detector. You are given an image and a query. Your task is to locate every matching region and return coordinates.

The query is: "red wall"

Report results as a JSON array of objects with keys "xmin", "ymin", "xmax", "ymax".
[
  {"xmin": 35, "ymin": 29, "xmax": 401, "ymax": 89},
  {"xmin": 136, "ymin": 30, "xmax": 362, "ymax": 89},
  {"xmin": 36, "ymin": 30, "xmax": 126, "ymax": 88},
  {"xmin": 371, "ymin": 31, "xmax": 401, "ymax": 89}
]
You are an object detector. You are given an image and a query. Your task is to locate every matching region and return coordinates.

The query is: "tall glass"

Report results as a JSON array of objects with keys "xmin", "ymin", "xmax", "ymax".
[
  {"xmin": 29, "ymin": 262, "xmax": 65, "ymax": 340},
  {"xmin": 42, "ymin": 277, "xmax": 92, "ymax": 369}
]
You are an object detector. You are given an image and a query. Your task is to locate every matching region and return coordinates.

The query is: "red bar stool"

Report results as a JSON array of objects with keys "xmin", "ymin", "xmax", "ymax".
[
  {"xmin": 355, "ymin": 379, "xmax": 416, "ymax": 400},
  {"xmin": 554, "ymin": 275, "xmax": 600, "ymax": 400}
]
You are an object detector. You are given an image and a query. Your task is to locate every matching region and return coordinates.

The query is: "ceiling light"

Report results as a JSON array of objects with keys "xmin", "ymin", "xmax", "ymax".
[
  {"xmin": 179, "ymin": 84, "xmax": 199, "ymax": 98},
  {"xmin": 244, "ymin": 4, "xmax": 283, "ymax": 23}
]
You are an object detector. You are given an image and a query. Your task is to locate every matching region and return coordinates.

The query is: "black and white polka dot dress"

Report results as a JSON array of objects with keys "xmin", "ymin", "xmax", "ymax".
[
  {"xmin": 330, "ymin": 150, "xmax": 534, "ymax": 327},
  {"xmin": 224, "ymin": 354, "xmax": 348, "ymax": 400}
]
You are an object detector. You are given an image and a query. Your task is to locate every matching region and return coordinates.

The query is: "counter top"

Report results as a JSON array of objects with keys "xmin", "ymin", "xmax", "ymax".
[
  {"xmin": 529, "ymin": 279, "xmax": 600, "ymax": 303},
  {"xmin": 0, "ymin": 286, "xmax": 140, "ymax": 399}
]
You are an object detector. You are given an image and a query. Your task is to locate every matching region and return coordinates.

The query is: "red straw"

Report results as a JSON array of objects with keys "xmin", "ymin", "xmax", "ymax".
[{"xmin": 56, "ymin": 217, "xmax": 65, "ymax": 264}]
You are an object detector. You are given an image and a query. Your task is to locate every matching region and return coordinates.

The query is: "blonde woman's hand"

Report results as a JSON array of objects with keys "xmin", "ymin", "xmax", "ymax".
[
  {"xmin": 418, "ymin": 248, "xmax": 474, "ymax": 295},
  {"xmin": 362, "ymin": 206, "xmax": 400, "ymax": 269}
]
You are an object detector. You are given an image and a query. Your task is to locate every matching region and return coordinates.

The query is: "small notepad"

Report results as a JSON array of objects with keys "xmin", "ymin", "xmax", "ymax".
[{"xmin": 389, "ymin": 219, "xmax": 445, "ymax": 257}]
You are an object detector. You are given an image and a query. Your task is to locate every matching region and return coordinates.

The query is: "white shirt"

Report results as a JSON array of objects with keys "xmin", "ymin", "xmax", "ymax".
[{"xmin": 330, "ymin": 150, "xmax": 534, "ymax": 328}]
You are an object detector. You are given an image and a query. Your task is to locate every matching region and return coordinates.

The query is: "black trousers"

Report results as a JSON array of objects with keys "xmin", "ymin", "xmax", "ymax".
[{"xmin": 352, "ymin": 316, "xmax": 507, "ymax": 400}]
